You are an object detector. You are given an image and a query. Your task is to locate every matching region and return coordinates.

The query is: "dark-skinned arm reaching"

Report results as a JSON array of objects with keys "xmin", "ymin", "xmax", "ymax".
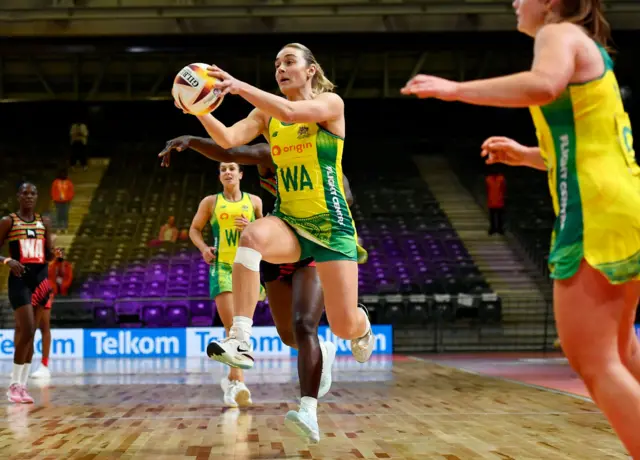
[{"xmin": 159, "ymin": 136, "xmax": 355, "ymax": 203}]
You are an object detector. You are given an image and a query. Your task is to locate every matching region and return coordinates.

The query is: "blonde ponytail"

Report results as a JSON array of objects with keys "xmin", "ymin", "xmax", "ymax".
[
  {"xmin": 553, "ymin": 0, "xmax": 612, "ymax": 51},
  {"xmin": 311, "ymin": 66, "xmax": 335, "ymax": 95}
]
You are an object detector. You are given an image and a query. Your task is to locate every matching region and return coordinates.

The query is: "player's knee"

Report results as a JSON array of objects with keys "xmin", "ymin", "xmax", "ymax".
[
  {"xmin": 326, "ymin": 312, "xmax": 360, "ymax": 340},
  {"xmin": 294, "ymin": 314, "xmax": 317, "ymax": 339},
  {"xmin": 564, "ymin": 342, "xmax": 619, "ymax": 387},
  {"xmin": 238, "ymin": 226, "xmax": 266, "ymax": 252},
  {"xmin": 18, "ymin": 326, "xmax": 35, "ymax": 345},
  {"xmin": 324, "ymin": 301, "xmax": 363, "ymax": 340}
]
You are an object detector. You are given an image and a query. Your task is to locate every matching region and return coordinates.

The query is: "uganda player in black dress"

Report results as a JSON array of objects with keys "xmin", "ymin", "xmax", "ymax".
[{"xmin": 0, "ymin": 183, "xmax": 55, "ymax": 403}]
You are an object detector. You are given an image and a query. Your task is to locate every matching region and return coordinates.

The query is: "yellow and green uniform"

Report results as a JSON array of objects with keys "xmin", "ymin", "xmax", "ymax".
[
  {"xmin": 267, "ymin": 118, "xmax": 361, "ymax": 262},
  {"xmin": 529, "ymin": 43, "xmax": 640, "ymax": 283},
  {"xmin": 209, "ymin": 192, "xmax": 265, "ymax": 298}
]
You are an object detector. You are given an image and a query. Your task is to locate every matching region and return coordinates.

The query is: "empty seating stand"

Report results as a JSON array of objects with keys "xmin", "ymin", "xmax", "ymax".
[
  {"xmin": 347, "ymin": 155, "xmax": 499, "ymax": 324},
  {"xmin": 66, "ymin": 143, "xmax": 269, "ymax": 327},
  {"xmin": 64, "ymin": 142, "xmax": 497, "ymax": 327}
]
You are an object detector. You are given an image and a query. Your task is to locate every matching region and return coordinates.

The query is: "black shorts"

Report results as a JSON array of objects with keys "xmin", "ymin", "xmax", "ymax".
[
  {"xmin": 260, "ymin": 258, "xmax": 316, "ymax": 284},
  {"xmin": 8, "ymin": 265, "xmax": 52, "ymax": 310}
]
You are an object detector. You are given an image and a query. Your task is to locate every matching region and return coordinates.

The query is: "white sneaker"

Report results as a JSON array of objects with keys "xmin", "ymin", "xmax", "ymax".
[
  {"xmin": 207, "ymin": 335, "xmax": 255, "ymax": 370},
  {"xmin": 350, "ymin": 304, "xmax": 375, "ymax": 363},
  {"xmin": 222, "ymin": 379, "xmax": 252, "ymax": 408},
  {"xmin": 220, "ymin": 377, "xmax": 230, "ymax": 395},
  {"xmin": 31, "ymin": 365, "xmax": 51, "ymax": 380},
  {"xmin": 318, "ymin": 341, "xmax": 336, "ymax": 398},
  {"xmin": 284, "ymin": 409, "xmax": 320, "ymax": 444}
]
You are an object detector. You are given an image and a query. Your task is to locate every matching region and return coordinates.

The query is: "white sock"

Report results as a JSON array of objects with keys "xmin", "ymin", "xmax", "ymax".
[
  {"xmin": 11, "ymin": 364, "xmax": 24, "ymax": 385},
  {"xmin": 232, "ymin": 316, "xmax": 253, "ymax": 340},
  {"xmin": 300, "ymin": 396, "xmax": 318, "ymax": 415},
  {"xmin": 358, "ymin": 308, "xmax": 371, "ymax": 339},
  {"xmin": 21, "ymin": 363, "xmax": 31, "ymax": 387}
]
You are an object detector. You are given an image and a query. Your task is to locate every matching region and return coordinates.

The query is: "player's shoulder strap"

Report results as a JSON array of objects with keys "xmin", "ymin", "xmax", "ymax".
[{"xmin": 211, "ymin": 193, "xmax": 222, "ymax": 214}]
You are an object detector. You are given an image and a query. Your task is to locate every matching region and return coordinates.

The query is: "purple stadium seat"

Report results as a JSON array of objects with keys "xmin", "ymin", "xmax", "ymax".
[
  {"xmin": 165, "ymin": 304, "xmax": 189, "ymax": 327},
  {"xmin": 146, "ymin": 269, "xmax": 167, "ymax": 282},
  {"xmin": 119, "ymin": 282, "xmax": 143, "ymax": 295},
  {"xmin": 190, "ymin": 300, "xmax": 214, "ymax": 326},
  {"xmin": 115, "ymin": 301, "xmax": 141, "ymax": 317},
  {"xmin": 190, "ymin": 281, "xmax": 209, "ymax": 296},
  {"xmin": 142, "ymin": 305, "xmax": 164, "ymax": 327},
  {"xmin": 166, "ymin": 286, "xmax": 189, "ymax": 297},
  {"xmin": 124, "ymin": 273, "xmax": 143, "ymax": 283},
  {"xmin": 170, "ymin": 262, "xmax": 189, "ymax": 273},
  {"xmin": 120, "ymin": 289, "xmax": 140, "ymax": 298},
  {"xmin": 98, "ymin": 285, "xmax": 118, "ymax": 300},
  {"xmin": 253, "ymin": 302, "xmax": 273, "ymax": 326},
  {"xmin": 126, "ymin": 264, "xmax": 146, "ymax": 274},
  {"xmin": 104, "ymin": 275, "xmax": 120, "ymax": 285},
  {"xmin": 143, "ymin": 287, "xmax": 166, "ymax": 297},
  {"xmin": 168, "ymin": 274, "xmax": 189, "ymax": 286},
  {"xmin": 173, "ymin": 252, "xmax": 190, "ymax": 261},
  {"xmin": 94, "ymin": 306, "xmax": 116, "ymax": 326},
  {"xmin": 80, "ymin": 282, "xmax": 96, "ymax": 298}
]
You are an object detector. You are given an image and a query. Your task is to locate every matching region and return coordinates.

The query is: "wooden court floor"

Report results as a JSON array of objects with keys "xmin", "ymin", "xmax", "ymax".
[{"xmin": 0, "ymin": 355, "xmax": 628, "ymax": 459}]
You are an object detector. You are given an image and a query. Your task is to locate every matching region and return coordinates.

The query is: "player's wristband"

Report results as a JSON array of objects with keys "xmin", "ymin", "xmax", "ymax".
[{"xmin": 3, "ymin": 258, "xmax": 12, "ymax": 265}]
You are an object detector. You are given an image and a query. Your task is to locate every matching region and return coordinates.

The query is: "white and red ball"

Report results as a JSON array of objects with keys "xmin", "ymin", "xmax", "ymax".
[{"xmin": 172, "ymin": 63, "xmax": 224, "ymax": 116}]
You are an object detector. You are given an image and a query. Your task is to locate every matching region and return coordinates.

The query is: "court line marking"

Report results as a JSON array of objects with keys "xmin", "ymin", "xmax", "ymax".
[{"xmin": 408, "ymin": 356, "xmax": 594, "ymax": 403}]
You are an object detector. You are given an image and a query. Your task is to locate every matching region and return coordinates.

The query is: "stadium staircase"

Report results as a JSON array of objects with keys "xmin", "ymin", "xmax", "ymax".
[
  {"xmin": 54, "ymin": 158, "xmax": 110, "ymax": 253},
  {"xmin": 413, "ymin": 155, "xmax": 550, "ymax": 326}
]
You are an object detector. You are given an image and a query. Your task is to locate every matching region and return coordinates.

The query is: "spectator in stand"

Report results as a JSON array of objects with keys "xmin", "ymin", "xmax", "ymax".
[
  {"xmin": 51, "ymin": 169, "xmax": 75, "ymax": 234},
  {"xmin": 48, "ymin": 248, "xmax": 73, "ymax": 296},
  {"xmin": 159, "ymin": 216, "xmax": 179, "ymax": 242},
  {"xmin": 149, "ymin": 216, "xmax": 179, "ymax": 246},
  {"xmin": 486, "ymin": 168, "xmax": 506, "ymax": 235},
  {"xmin": 70, "ymin": 121, "xmax": 89, "ymax": 171}
]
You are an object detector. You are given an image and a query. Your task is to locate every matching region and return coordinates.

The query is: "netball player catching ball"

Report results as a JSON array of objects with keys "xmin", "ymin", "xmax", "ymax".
[
  {"xmin": 402, "ymin": 0, "xmax": 640, "ymax": 455},
  {"xmin": 0, "ymin": 183, "xmax": 54, "ymax": 404},
  {"xmin": 159, "ymin": 138, "xmax": 357, "ymax": 442},
  {"xmin": 187, "ymin": 43, "xmax": 375, "ymax": 370}
]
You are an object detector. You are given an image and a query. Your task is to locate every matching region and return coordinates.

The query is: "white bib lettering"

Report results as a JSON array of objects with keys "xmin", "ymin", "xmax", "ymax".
[{"xmin": 19, "ymin": 239, "xmax": 45, "ymax": 264}]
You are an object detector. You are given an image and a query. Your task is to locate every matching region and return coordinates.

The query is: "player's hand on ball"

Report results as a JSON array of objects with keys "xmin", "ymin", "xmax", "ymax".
[
  {"xmin": 206, "ymin": 65, "xmax": 243, "ymax": 96},
  {"xmin": 201, "ymin": 247, "xmax": 217, "ymax": 265},
  {"xmin": 159, "ymin": 136, "xmax": 192, "ymax": 167},
  {"xmin": 401, "ymin": 74, "xmax": 459, "ymax": 101},
  {"xmin": 174, "ymin": 99, "xmax": 190, "ymax": 114}
]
